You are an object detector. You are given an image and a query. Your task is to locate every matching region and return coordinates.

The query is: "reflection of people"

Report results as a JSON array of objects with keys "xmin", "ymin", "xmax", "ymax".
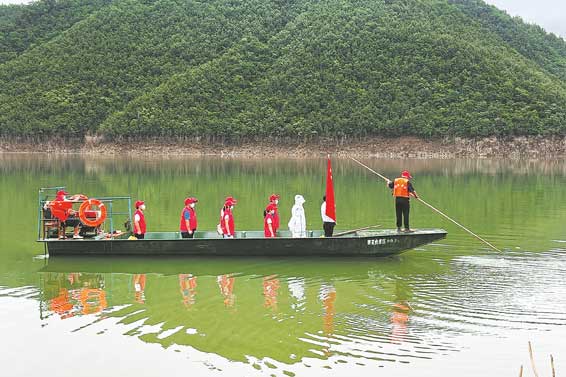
[
  {"xmin": 180, "ymin": 197, "xmax": 198, "ymax": 239},
  {"xmin": 390, "ymin": 278, "xmax": 412, "ymax": 344},
  {"xmin": 133, "ymin": 274, "xmax": 146, "ymax": 303},
  {"xmin": 133, "ymin": 200, "xmax": 147, "ymax": 239},
  {"xmin": 320, "ymin": 285, "xmax": 337, "ymax": 336},
  {"xmin": 49, "ymin": 289, "xmax": 75, "ymax": 319},
  {"xmin": 387, "ymin": 170, "xmax": 419, "ymax": 232},
  {"xmin": 321, "ymin": 196, "xmax": 335, "ymax": 237},
  {"xmin": 263, "ymin": 275, "xmax": 280, "ymax": 309},
  {"xmin": 264, "ymin": 204, "xmax": 277, "ymax": 238},
  {"xmin": 220, "ymin": 197, "xmax": 236, "ymax": 239},
  {"xmin": 179, "ymin": 274, "xmax": 198, "ymax": 307},
  {"xmin": 390, "ymin": 301, "xmax": 411, "ymax": 344},
  {"xmin": 217, "ymin": 274, "xmax": 235, "ymax": 307},
  {"xmin": 288, "ymin": 195, "xmax": 307, "ymax": 238},
  {"xmin": 288, "ymin": 277, "xmax": 306, "ymax": 311}
]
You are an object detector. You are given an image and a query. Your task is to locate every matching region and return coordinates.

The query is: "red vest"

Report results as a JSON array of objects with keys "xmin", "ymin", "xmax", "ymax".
[
  {"xmin": 180, "ymin": 207, "xmax": 197, "ymax": 232},
  {"xmin": 135, "ymin": 209, "xmax": 146, "ymax": 234},
  {"xmin": 393, "ymin": 178, "xmax": 410, "ymax": 198},
  {"xmin": 220, "ymin": 208, "xmax": 235, "ymax": 236},
  {"xmin": 273, "ymin": 210, "xmax": 279, "ymax": 231},
  {"xmin": 188, "ymin": 207, "xmax": 197, "ymax": 230},
  {"xmin": 264, "ymin": 213, "xmax": 276, "ymax": 237}
]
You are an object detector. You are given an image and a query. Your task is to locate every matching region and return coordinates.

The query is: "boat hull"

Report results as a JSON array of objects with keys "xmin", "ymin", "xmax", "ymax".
[{"xmin": 42, "ymin": 229, "xmax": 447, "ymax": 257}]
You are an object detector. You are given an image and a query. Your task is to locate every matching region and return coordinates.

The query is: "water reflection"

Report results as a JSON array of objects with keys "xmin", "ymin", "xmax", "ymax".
[
  {"xmin": 3, "ymin": 249, "xmax": 560, "ymax": 374},
  {"xmin": 44, "ymin": 272, "xmax": 107, "ymax": 319},
  {"xmin": 390, "ymin": 280, "xmax": 412, "ymax": 345},
  {"xmin": 132, "ymin": 274, "xmax": 146, "ymax": 304},
  {"xmin": 35, "ymin": 257, "xmax": 446, "ymax": 366},
  {"xmin": 261, "ymin": 275, "xmax": 279, "ymax": 311},
  {"xmin": 3, "ymin": 154, "xmax": 566, "ymax": 376},
  {"xmin": 179, "ymin": 274, "xmax": 197, "ymax": 308}
]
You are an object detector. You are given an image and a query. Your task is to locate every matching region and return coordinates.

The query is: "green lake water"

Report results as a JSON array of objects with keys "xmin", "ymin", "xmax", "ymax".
[{"xmin": 0, "ymin": 155, "xmax": 565, "ymax": 376}]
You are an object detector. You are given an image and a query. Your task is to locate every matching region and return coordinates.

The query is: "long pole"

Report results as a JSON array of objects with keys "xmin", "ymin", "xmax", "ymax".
[
  {"xmin": 349, "ymin": 156, "xmax": 502, "ymax": 252},
  {"xmin": 334, "ymin": 224, "xmax": 381, "ymax": 237}
]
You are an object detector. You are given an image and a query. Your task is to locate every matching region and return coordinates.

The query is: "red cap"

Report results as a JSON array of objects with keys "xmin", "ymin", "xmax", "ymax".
[
  {"xmin": 269, "ymin": 194, "xmax": 280, "ymax": 202},
  {"xmin": 185, "ymin": 197, "xmax": 198, "ymax": 205},
  {"xmin": 266, "ymin": 203, "xmax": 277, "ymax": 212},
  {"xmin": 56, "ymin": 190, "xmax": 69, "ymax": 197},
  {"xmin": 401, "ymin": 170, "xmax": 412, "ymax": 179},
  {"xmin": 135, "ymin": 200, "xmax": 145, "ymax": 208},
  {"xmin": 224, "ymin": 197, "xmax": 237, "ymax": 206}
]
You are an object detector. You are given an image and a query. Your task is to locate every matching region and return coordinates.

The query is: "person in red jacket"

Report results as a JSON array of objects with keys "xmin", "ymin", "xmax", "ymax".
[
  {"xmin": 133, "ymin": 200, "xmax": 146, "ymax": 239},
  {"xmin": 264, "ymin": 203, "xmax": 277, "ymax": 238},
  {"xmin": 220, "ymin": 197, "xmax": 237, "ymax": 238},
  {"xmin": 180, "ymin": 197, "xmax": 198, "ymax": 238},
  {"xmin": 267, "ymin": 194, "xmax": 280, "ymax": 232}
]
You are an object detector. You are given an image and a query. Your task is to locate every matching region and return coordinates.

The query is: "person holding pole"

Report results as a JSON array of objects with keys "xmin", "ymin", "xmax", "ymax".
[
  {"xmin": 387, "ymin": 171, "xmax": 419, "ymax": 232},
  {"xmin": 349, "ymin": 156, "xmax": 501, "ymax": 252}
]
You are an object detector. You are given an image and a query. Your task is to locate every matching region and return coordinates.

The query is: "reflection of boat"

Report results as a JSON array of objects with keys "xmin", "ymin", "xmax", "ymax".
[
  {"xmin": 40, "ymin": 254, "xmax": 447, "ymax": 279},
  {"xmin": 41, "ymin": 229, "xmax": 447, "ymax": 257}
]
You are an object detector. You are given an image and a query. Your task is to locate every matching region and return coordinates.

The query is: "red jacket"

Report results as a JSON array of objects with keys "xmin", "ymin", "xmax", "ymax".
[
  {"xmin": 220, "ymin": 208, "xmax": 235, "ymax": 236},
  {"xmin": 264, "ymin": 213, "xmax": 276, "ymax": 238},
  {"xmin": 135, "ymin": 209, "xmax": 146, "ymax": 234},
  {"xmin": 180, "ymin": 207, "xmax": 197, "ymax": 232}
]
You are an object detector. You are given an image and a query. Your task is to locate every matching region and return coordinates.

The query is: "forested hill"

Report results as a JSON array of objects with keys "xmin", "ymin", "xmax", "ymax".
[{"xmin": 1, "ymin": 0, "xmax": 566, "ymax": 140}]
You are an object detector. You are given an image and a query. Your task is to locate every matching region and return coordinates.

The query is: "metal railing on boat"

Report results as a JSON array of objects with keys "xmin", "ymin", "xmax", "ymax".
[{"xmin": 37, "ymin": 187, "xmax": 133, "ymax": 245}]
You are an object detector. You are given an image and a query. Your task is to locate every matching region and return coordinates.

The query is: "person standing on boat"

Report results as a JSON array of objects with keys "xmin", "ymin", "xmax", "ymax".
[
  {"xmin": 288, "ymin": 194, "xmax": 307, "ymax": 238},
  {"xmin": 264, "ymin": 194, "xmax": 280, "ymax": 233},
  {"xmin": 220, "ymin": 197, "xmax": 237, "ymax": 238},
  {"xmin": 180, "ymin": 197, "xmax": 198, "ymax": 239},
  {"xmin": 133, "ymin": 200, "xmax": 146, "ymax": 239},
  {"xmin": 264, "ymin": 204, "xmax": 277, "ymax": 238},
  {"xmin": 321, "ymin": 196, "xmax": 336, "ymax": 237},
  {"xmin": 387, "ymin": 171, "xmax": 419, "ymax": 232}
]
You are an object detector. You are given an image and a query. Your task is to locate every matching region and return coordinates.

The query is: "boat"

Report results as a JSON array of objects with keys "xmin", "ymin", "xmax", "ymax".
[{"xmin": 37, "ymin": 187, "xmax": 447, "ymax": 257}]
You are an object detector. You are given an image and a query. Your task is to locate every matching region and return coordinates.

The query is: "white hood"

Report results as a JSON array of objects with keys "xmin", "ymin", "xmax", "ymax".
[{"xmin": 288, "ymin": 195, "xmax": 307, "ymax": 236}]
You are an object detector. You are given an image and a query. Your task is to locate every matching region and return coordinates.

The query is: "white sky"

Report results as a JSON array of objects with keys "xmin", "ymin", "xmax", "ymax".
[
  {"xmin": 484, "ymin": 0, "xmax": 566, "ymax": 38},
  {"xmin": 0, "ymin": 0, "xmax": 564, "ymax": 38}
]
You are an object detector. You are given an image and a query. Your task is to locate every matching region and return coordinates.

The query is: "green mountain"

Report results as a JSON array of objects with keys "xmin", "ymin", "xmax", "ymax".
[{"xmin": 1, "ymin": 0, "xmax": 566, "ymax": 139}]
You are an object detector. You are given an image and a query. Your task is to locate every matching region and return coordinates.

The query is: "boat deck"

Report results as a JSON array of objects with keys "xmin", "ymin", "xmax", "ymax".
[
  {"xmin": 39, "ymin": 228, "xmax": 447, "ymax": 257},
  {"xmin": 53, "ymin": 228, "xmax": 441, "ymax": 241}
]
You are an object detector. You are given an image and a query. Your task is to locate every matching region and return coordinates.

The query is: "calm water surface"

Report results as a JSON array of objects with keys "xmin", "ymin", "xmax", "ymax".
[{"xmin": 0, "ymin": 155, "xmax": 565, "ymax": 376}]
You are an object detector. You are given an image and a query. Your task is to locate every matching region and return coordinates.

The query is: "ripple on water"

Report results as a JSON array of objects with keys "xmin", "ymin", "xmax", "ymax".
[{"xmin": 410, "ymin": 251, "xmax": 566, "ymax": 336}]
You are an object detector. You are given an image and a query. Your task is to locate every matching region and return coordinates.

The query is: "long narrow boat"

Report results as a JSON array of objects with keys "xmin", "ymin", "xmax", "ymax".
[
  {"xmin": 37, "ymin": 187, "xmax": 447, "ymax": 257},
  {"xmin": 40, "ymin": 229, "xmax": 447, "ymax": 257}
]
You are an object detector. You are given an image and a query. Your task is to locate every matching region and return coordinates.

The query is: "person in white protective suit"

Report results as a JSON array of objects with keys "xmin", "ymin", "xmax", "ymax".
[{"xmin": 288, "ymin": 195, "xmax": 307, "ymax": 238}]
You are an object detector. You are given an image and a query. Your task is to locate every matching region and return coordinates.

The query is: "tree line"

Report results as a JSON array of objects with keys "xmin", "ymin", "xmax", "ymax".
[{"xmin": 1, "ymin": 0, "xmax": 566, "ymax": 140}]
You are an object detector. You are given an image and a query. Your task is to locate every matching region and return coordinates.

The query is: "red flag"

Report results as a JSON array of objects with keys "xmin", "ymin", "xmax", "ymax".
[{"xmin": 325, "ymin": 156, "xmax": 336, "ymax": 222}]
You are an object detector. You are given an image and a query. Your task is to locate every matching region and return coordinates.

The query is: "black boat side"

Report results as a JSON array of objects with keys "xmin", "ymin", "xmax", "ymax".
[{"xmin": 41, "ymin": 229, "xmax": 447, "ymax": 257}]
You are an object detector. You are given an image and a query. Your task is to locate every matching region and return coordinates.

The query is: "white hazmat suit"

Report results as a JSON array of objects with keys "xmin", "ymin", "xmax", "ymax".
[{"xmin": 288, "ymin": 195, "xmax": 307, "ymax": 238}]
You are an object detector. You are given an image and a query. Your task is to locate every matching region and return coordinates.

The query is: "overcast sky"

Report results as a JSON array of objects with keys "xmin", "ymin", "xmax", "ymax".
[
  {"xmin": 0, "ymin": 0, "xmax": 564, "ymax": 38},
  {"xmin": 484, "ymin": 0, "xmax": 565, "ymax": 38}
]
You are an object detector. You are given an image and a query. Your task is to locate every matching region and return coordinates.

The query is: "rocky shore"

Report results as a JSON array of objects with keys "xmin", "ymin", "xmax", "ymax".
[{"xmin": 1, "ymin": 136, "xmax": 566, "ymax": 159}]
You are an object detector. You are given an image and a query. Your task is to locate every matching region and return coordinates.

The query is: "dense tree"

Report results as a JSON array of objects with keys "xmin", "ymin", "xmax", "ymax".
[{"xmin": 1, "ymin": 0, "xmax": 565, "ymax": 140}]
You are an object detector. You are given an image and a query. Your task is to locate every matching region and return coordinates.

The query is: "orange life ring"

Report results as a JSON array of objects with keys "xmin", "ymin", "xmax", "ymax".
[{"xmin": 79, "ymin": 199, "xmax": 107, "ymax": 227}]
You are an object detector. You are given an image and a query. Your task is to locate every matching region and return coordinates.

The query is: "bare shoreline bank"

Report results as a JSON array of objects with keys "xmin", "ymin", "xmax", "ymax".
[{"xmin": 1, "ymin": 136, "xmax": 565, "ymax": 159}]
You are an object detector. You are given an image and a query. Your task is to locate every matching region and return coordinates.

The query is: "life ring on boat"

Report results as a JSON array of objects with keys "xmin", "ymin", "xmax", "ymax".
[{"xmin": 79, "ymin": 199, "xmax": 107, "ymax": 227}]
